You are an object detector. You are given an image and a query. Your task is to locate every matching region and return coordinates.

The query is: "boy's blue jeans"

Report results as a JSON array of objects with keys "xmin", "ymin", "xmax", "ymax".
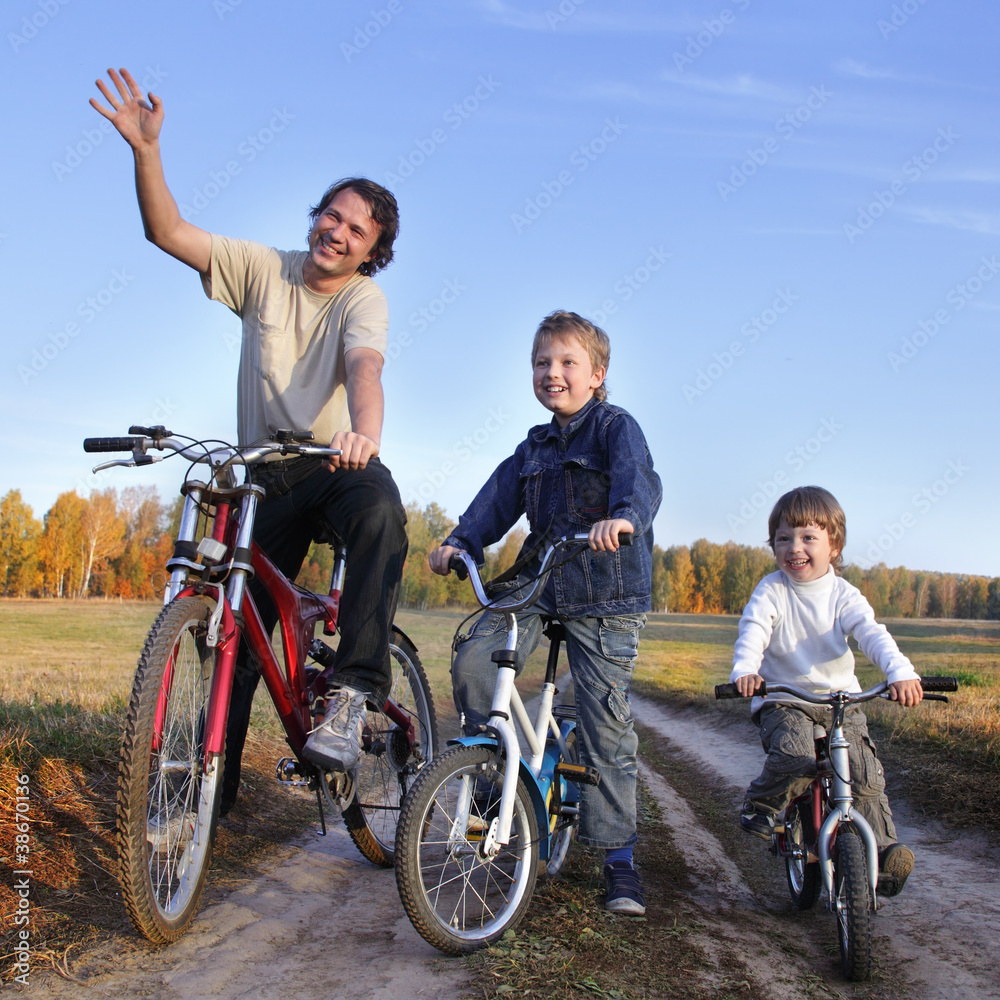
[{"xmin": 451, "ymin": 601, "xmax": 643, "ymax": 849}]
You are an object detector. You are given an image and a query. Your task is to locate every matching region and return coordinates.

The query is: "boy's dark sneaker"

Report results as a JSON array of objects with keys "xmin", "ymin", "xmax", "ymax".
[
  {"xmin": 604, "ymin": 861, "xmax": 646, "ymax": 916},
  {"xmin": 877, "ymin": 844, "xmax": 915, "ymax": 897},
  {"xmin": 740, "ymin": 808, "xmax": 774, "ymax": 840}
]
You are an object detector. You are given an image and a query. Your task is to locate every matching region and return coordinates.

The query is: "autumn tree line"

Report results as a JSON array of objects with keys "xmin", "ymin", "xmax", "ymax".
[{"xmin": 2, "ymin": 488, "xmax": 998, "ymax": 620}]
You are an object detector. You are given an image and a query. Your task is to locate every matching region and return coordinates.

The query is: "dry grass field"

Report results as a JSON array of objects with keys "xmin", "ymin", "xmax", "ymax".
[{"xmin": 1, "ymin": 600, "xmax": 997, "ymax": 993}]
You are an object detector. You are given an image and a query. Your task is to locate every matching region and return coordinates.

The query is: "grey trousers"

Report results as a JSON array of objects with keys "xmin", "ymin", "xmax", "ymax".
[{"xmin": 745, "ymin": 702, "xmax": 897, "ymax": 848}]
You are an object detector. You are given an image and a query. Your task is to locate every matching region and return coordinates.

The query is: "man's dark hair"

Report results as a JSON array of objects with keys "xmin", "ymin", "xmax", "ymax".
[{"xmin": 309, "ymin": 177, "xmax": 399, "ymax": 276}]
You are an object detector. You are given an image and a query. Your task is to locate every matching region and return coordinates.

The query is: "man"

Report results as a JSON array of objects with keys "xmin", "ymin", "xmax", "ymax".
[{"xmin": 92, "ymin": 67, "xmax": 407, "ymax": 812}]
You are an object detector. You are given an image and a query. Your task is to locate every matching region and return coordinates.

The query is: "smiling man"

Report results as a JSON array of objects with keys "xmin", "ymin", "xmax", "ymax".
[{"xmin": 92, "ymin": 67, "xmax": 407, "ymax": 811}]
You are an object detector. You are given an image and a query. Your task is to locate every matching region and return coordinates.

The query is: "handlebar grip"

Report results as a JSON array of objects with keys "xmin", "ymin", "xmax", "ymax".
[
  {"xmin": 448, "ymin": 555, "xmax": 468, "ymax": 581},
  {"xmin": 618, "ymin": 531, "xmax": 633, "ymax": 546},
  {"xmin": 83, "ymin": 436, "xmax": 145, "ymax": 453},
  {"xmin": 715, "ymin": 681, "xmax": 767, "ymax": 699},
  {"xmin": 920, "ymin": 676, "xmax": 958, "ymax": 693}
]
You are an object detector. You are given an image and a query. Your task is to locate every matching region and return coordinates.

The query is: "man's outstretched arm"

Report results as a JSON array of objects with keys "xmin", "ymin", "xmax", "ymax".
[{"xmin": 91, "ymin": 67, "xmax": 211, "ymax": 273}]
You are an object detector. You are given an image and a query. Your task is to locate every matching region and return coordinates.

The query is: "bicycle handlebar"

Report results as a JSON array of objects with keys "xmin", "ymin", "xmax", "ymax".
[
  {"xmin": 451, "ymin": 531, "xmax": 633, "ymax": 614},
  {"xmin": 82, "ymin": 427, "xmax": 341, "ymax": 473},
  {"xmin": 714, "ymin": 675, "xmax": 959, "ymax": 701}
]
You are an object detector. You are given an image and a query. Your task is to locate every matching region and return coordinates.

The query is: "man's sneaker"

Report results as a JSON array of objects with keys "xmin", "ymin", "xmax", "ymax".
[
  {"xmin": 740, "ymin": 807, "xmax": 774, "ymax": 840},
  {"xmin": 878, "ymin": 844, "xmax": 915, "ymax": 897},
  {"xmin": 303, "ymin": 685, "xmax": 367, "ymax": 772},
  {"xmin": 147, "ymin": 807, "xmax": 196, "ymax": 853},
  {"xmin": 604, "ymin": 861, "xmax": 646, "ymax": 916}
]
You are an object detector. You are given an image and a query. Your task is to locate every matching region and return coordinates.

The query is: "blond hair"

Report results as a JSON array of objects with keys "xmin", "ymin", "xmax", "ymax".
[{"xmin": 530, "ymin": 311, "xmax": 610, "ymax": 401}]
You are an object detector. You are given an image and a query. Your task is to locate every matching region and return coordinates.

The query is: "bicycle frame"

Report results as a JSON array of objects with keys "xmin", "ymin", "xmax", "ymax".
[
  {"xmin": 162, "ymin": 475, "xmax": 414, "ymax": 770},
  {"xmin": 448, "ymin": 537, "xmax": 590, "ymax": 858}
]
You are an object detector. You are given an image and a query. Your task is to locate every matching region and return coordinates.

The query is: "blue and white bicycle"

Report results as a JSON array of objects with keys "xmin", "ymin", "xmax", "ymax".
[{"xmin": 394, "ymin": 533, "xmax": 613, "ymax": 954}]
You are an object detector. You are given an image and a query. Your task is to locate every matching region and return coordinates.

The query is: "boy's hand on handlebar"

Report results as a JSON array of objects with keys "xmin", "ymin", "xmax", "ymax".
[
  {"xmin": 588, "ymin": 518, "xmax": 634, "ymax": 552},
  {"xmin": 889, "ymin": 678, "xmax": 923, "ymax": 707},
  {"xmin": 735, "ymin": 673, "xmax": 764, "ymax": 697},
  {"xmin": 429, "ymin": 544, "xmax": 461, "ymax": 576},
  {"xmin": 326, "ymin": 431, "xmax": 379, "ymax": 471}
]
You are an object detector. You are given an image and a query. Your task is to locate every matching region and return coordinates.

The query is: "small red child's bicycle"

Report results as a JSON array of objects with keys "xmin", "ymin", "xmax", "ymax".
[{"xmin": 84, "ymin": 425, "xmax": 438, "ymax": 944}]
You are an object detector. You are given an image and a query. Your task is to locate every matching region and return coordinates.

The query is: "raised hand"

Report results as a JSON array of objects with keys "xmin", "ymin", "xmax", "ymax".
[{"xmin": 90, "ymin": 67, "xmax": 163, "ymax": 150}]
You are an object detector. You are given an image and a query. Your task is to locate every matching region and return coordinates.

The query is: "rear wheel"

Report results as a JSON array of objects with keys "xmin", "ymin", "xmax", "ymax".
[
  {"xmin": 545, "ymin": 729, "xmax": 578, "ymax": 877},
  {"xmin": 784, "ymin": 800, "xmax": 821, "ymax": 910},
  {"xmin": 342, "ymin": 628, "xmax": 438, "ymax": 866},
  {"xmin": 395, "ymin": 744, "xmax": 539, "ymax": 954},
  {"xmin": 834, "ymin": 826, "xmax": 872, "ymax": 981},
  {"xmin": 117, "ymin": 596, "xmax": 224, "ymax": 943}
]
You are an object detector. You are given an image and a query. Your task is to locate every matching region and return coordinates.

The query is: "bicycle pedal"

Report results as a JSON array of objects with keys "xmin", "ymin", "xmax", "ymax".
[
  {"xmin": 554, "ymin": 762, "xmax": 601, "ymax": 786},
  {"xmin": 275, "ymin": 757, "xmax": 310, "ymax": 788}
]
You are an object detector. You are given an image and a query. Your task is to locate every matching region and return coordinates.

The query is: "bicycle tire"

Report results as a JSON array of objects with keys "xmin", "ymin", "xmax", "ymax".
[
  {"xmin": 342, "ymin": 628, "xmax": 438, "ymax": 866},
  {"xmin": 545, "ymin": 728, "xmax": 578, "ymax": 877},
  {"xmin": 395, "ymin": 744, "xmax": 539, "ymax": 955},
  {"xmin": 834, "ymin": 825, "xmax": 872, "ymax": 981},
  {"xmin": 117, "ymin": 596, "xmax": 224, "ymax": 943},
  {"xmin": 784, "ymin": 800, "xmax": 821, "ymax": 910}
]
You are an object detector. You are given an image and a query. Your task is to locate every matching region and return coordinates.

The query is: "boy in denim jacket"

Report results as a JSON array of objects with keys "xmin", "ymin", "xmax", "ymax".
[{"xmin": 430, "ymin": 311, "xmax": 661, "ymax": 914}]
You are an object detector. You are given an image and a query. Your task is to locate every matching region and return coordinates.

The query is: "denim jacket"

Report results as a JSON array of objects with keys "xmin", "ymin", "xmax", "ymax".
[{"xmin": 444, "ymin": 397, "xmax": 662, "ymax": 617}]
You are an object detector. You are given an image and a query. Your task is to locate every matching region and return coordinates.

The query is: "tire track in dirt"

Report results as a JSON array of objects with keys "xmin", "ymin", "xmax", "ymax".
[
  {"xmin": 632, "ymin": 694, "xmax": 1000, "ymax": 1000},
  {"xmin": 24, "ymin": 821, "xmax": 470, "ymax": 1000}
]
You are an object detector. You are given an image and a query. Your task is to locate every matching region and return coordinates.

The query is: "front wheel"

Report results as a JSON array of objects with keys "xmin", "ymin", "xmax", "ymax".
[
  {"xmin": 834, "ymin": 826, "xmax": 873, "ymax": 981},
  {"xmin": 117, "ymin": 596, "xmax": 224, "ymax": 943},
  {"xmin": 395, "ymin": 744, "xmax": 539, "ymax": 955},
  {"xmin": 784, "ymin": 800, "xmax": 821, "ymax": 910},
  {"xmin": 341, "ymin": 627, "xmax": 438, "ymax": 866}
]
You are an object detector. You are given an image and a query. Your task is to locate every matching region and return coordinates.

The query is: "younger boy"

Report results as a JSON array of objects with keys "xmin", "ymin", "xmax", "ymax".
[
  {"xmin": 731, "ymin": 486, "xmax": 922, "ymax": 896},
  {"xmin": 429, "ymin": 311, "xmax": 661, "ymax": 915}
]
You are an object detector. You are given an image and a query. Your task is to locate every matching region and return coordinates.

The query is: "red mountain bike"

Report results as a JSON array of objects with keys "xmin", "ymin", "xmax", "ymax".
[{"xmin": 84, "ymin": 425, "xmax": 438, "ymax": 943}]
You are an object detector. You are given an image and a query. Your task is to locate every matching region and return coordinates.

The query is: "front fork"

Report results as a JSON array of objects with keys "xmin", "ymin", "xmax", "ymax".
[{"xmin": 817, "ymin": 729, "xmax": 880, "ymax": 908}]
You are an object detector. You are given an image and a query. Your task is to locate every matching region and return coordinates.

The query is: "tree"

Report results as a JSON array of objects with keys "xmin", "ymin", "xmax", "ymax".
[
  {"xmin": 860, "ymin": 564, "xmax": 891, "ymax": 617},
  {"xmin": 662, "ymin": 545, "xmax": 696, "ymax": 612},
  {"xmin": 691, "ymin": 538, "xmax": 726, "ymax": 613},
  {"xmin": 111, "ymin": 487, "xmax": 171, "ymax": 599},
  {"xmin": 78, "ymin": 489, "xmax": 126, "ymax": 597},
  {"xmin": 38, "ymin": 491, "xmax": 87, "ymax": 597},
  {"xmin": 722, "ymin": 543, "xmax": 774, "ymax": 613},
  {"xmin": 0, "ymin": 490, "xmax": 41, "ymax": 596}
]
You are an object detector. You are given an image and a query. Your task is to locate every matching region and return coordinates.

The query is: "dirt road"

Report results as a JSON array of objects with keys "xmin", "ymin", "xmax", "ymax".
[{"xmin": 23, "ymin": 694, "xmax": 1000, "ymax": 999}]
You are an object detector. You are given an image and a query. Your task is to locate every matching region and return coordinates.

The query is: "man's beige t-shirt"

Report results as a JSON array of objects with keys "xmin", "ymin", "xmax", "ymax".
[{"xmin": 202, "ymin": 235, "xmax": 389, "ymax": 446}]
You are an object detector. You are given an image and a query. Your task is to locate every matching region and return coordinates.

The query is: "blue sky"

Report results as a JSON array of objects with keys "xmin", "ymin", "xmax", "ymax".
[{"xmin": 3, "ymin": 0, "xmax": 997, "ymax": 576}]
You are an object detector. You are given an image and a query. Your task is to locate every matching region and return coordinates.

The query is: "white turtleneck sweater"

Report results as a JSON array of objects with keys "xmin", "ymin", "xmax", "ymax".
[{"xmin": 730, "ymin": 567, "xmax": 920, "ymax": 715}]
